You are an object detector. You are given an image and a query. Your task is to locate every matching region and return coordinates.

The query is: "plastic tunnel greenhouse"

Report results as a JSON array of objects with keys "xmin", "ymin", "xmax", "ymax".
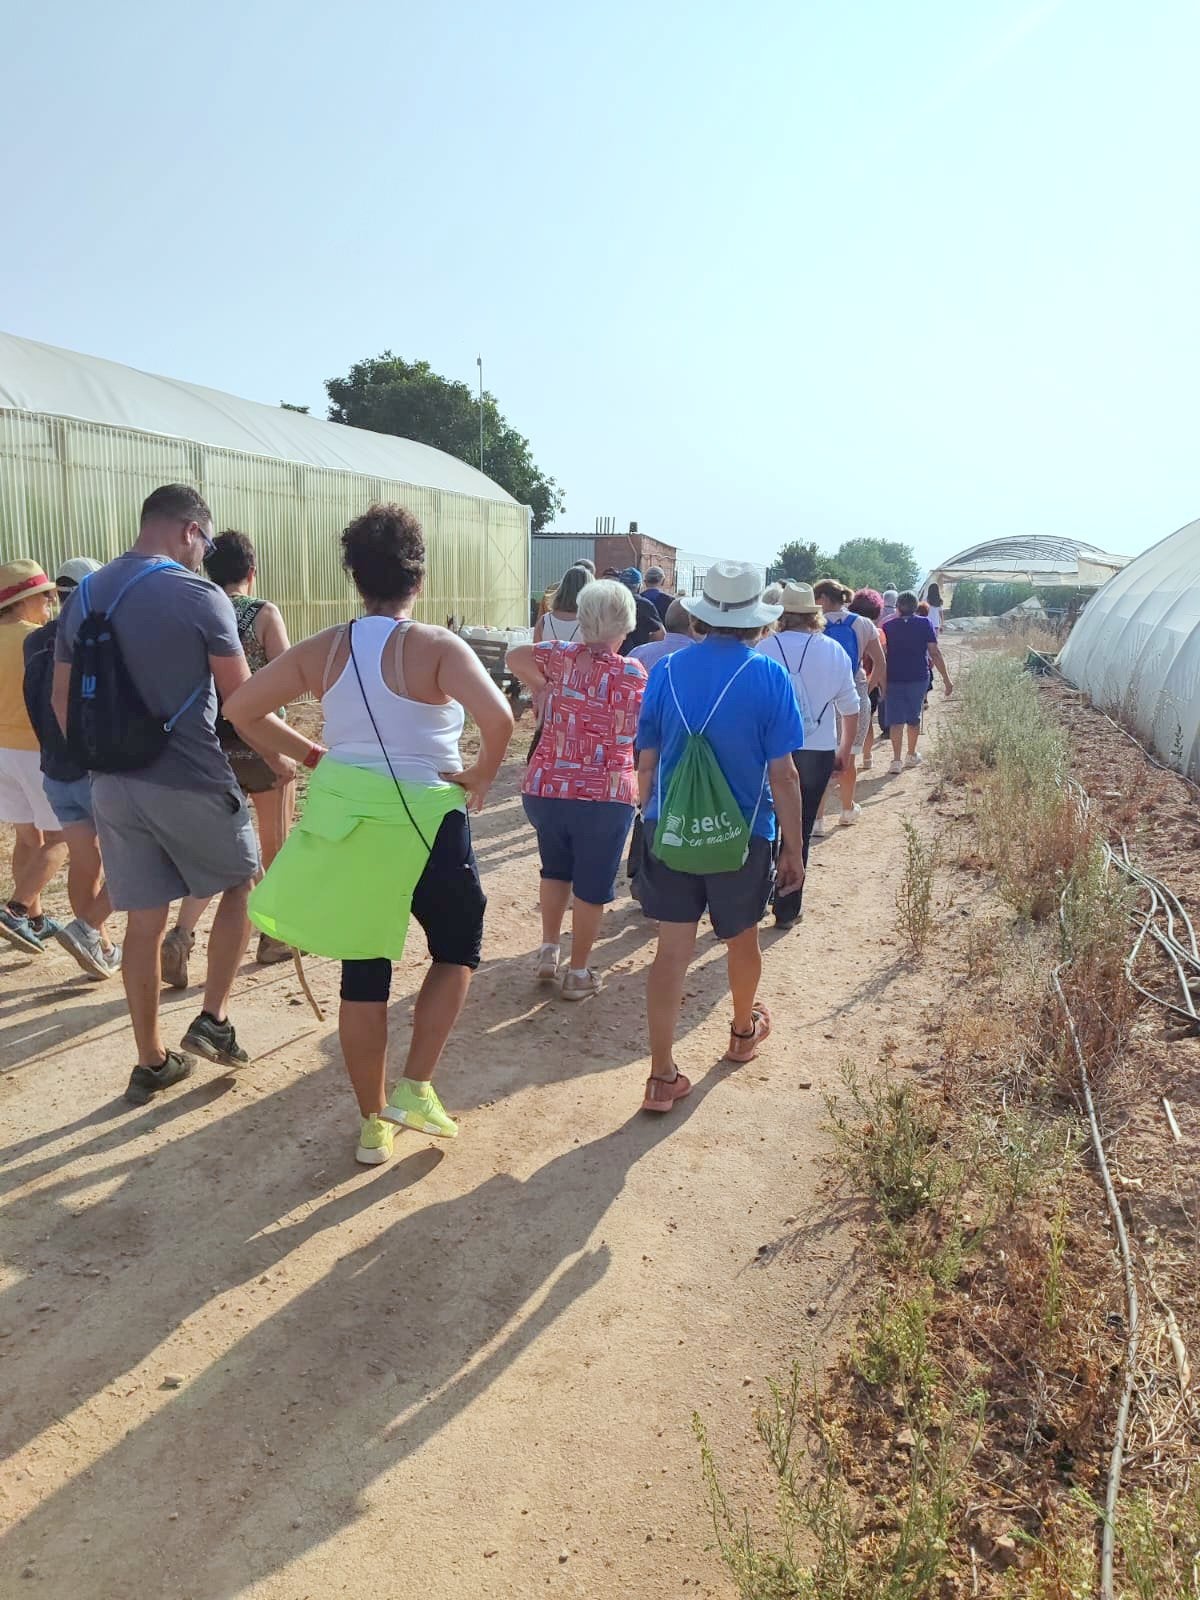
[
  {"xmin": 0, "ymin": 333, "xmax": 531, "ymax": 639},
  {"xmin": 1058, "ymin": 518, "xmax": 1200, "ymax": 781}
]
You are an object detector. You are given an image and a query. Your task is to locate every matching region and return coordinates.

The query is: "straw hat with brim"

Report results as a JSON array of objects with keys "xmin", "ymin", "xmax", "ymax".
[
  {"xmin": 56, "ymin": 556, "xmax": 102, "ymax": 588},
  {"xmin": 681, "ymin": 561, "xmax": 782, "ymax": 629},
  {"xmin": 0, "ymin": 560, "xmax": 55, "ymax": 613},
  {"xmin": 778, "ymin": 581, "xmax": 821, "ymax": 616}
]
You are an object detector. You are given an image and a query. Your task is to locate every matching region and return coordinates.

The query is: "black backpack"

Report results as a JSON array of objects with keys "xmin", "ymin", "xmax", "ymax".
[{"xmin": 66, "ymin": 560, "xmax": 205, "ymax": 774}]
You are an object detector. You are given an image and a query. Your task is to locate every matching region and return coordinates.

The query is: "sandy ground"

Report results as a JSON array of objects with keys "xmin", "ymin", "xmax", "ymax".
[{"xmin": 0, "ymin": 679, "xmax": 961, "ymax": 1599}]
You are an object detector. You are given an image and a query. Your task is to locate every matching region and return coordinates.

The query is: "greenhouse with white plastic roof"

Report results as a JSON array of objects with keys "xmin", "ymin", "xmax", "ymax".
[
  {"xmin": 0, "ymin": 332, "xmax": 531, "ymax": 639},
  {"xmin": 1058, "ymin": 518, "xmax": 1200, "ymax": 783}
]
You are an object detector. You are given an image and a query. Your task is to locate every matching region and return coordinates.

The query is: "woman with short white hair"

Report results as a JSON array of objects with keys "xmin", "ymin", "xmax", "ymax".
[{"xmin": 507, "ymin": 581, "xmax": 648, "ymax": 1000}]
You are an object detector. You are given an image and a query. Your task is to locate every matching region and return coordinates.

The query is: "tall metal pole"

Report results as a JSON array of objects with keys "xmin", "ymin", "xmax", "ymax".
[{"xmin": 476, "ymin": 355, "xmax": 484, "ymax": 472}]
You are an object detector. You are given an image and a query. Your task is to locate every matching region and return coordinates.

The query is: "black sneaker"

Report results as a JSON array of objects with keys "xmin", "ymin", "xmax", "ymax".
[
  {"xmin": 181, "ymin": 1012, "xmax": 250, "ymax": 1067},
  {"xmin": 125, "ymin": 1050, "xmax": 193, "ymax": 1106}
]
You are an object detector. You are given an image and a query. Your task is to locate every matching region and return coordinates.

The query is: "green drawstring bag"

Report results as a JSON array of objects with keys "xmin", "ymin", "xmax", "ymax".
[{"xmin": 653, "ymin": 655, "xmax": 765, "ymax": 875}]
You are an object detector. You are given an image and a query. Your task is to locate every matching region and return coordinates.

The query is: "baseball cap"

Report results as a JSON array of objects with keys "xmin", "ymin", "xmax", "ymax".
[
  {"xmin": 56, "ymin": 557, "xmax": 103, "ymax": 587},
  {"xmin": 618, "ymin": 566, "xmax": 643, "ymax": 588}
]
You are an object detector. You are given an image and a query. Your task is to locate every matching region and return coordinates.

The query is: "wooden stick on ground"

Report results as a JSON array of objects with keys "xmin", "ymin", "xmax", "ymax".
[{"xmin": 291, "ymin": 948, "xmax": 325, "ymax": 1021}]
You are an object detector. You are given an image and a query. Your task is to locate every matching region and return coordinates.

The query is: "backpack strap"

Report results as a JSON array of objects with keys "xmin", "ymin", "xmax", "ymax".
[{"xmin": 104, "ymin": 558, "xmax": 181, "ymax": 619}]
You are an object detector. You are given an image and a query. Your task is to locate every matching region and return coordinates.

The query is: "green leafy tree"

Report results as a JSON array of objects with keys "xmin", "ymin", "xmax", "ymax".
[
  {"xmin": 326, "ymin": 353, "xmax": 564, "ymax": 531},
  {"xmin": 771, "ymin": 540, "xmax": 829, "ymax": 583},
  {"xmin": 826, "ymin": 538, "xmax": 919, "ymax": 593},
  {"xmin": 949, "ymin": 580, "xmax": 983, "ymax": 616}
]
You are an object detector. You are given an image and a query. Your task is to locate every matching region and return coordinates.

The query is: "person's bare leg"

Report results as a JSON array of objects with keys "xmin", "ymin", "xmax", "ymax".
[
  {"xmin": 647, "ymin": 921, "xmax": 698, "ymax": 1078},
  {"xmin": 200, "ymin": 880, "xmax": 252, "ymax": 1021},
  {"xmin": 539, "ymin": 878, "xmax": 572, "ymax": 945},
  {"xmin": 339, "ymin": 1001, "xmax": 388, "ymax": 1116},
  {"xmin": 725, "ymin": 926, "xmax": 763, "ymax": 1035},
  {"xmin": 249, "ymin": 782, "xmax": 292, "ymax": 875},
  {"xmin": 12, "ymin": 825, "xmax": 67, "ymax": 917},
  {"xmin": 174, "ymin": 896, "xmax": 209, "ymax": 937},
  {"xmin": 568, "ymin": 899, "xmax": 604, "ymax": 970},
  {"xmin": 122, "ymin": 905, "xmax": 170, "ymax": 1065},
  {"xmin": 62, "ymin": 823, "xmax": 112, "ymax": 939},
  {"xmin": 890, "ymin": 726, "xmax": 904, "ymax": 762},
  {"xmin": 838, "ymin": 760, "xmax": 857, "ymax": 812},
  {"xmin": 906, "ymin": 723, "xmax": 920, "ymax": 756},
  {"xmin": 403, "ymin": 964, "xmax": 472, "ymax": 1081}
]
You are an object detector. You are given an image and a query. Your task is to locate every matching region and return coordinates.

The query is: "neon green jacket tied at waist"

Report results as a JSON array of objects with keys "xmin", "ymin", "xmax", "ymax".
[{"xmin": 249, "ymin": 757, "xmax": 465, "ymax": 961}]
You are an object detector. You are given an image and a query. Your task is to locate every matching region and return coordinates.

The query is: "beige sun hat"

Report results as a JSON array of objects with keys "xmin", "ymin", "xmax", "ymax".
[
  {"xmin": 681, "ymin": 561, "xmax": 782, "ymax": 629},
  {"xmin": 778, "ymin": 581, "xmax": 821, "ymax": 615},
  {"xmin": 0, "ymin": 559, "xmax": 55, "ymax": 613}
]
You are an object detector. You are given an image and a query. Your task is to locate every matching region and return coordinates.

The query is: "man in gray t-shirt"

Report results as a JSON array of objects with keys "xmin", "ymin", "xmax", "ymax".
[
  {"xmin": 52, "ymin": 483, "xmax": 296, "ymax": 1108},
  {"xmin": 56, "ymin": 552, "xmax": 242, "ymax": 792}
]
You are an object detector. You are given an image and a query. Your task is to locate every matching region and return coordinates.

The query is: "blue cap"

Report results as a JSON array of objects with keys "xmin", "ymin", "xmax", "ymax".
[{"xmin": 619, "ymin": 566, "xmax": 643, "ymax": 587}]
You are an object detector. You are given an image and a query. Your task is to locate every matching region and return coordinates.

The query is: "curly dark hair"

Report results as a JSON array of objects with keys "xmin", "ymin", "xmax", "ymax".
[
  {"xmin": 203, "ymin": 529, "xmax": 256, "ymax": 589},
  {"xmin": 341, "ymin": 503, "xmax": 425, "ymax": 602}
]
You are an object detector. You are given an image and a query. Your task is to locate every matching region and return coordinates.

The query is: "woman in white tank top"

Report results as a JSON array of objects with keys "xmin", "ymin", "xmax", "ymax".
[
  {"xmin": 533, "ymin": 565, "xmax": 590, "ymax": 646},
  {"xmin": 225, "ymin": 503, "xmax": 515, "ymax": 1168}
]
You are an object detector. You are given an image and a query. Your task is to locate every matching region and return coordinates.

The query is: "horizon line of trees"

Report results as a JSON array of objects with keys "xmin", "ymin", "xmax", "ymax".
[{"xmin": 770, "ymin": 537, "xmax": 919, "ymax": 594}]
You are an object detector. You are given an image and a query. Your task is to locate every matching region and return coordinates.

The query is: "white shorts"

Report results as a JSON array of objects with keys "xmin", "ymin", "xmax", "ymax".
[{"xmin": 0, "ymin": 747, "xmax": 60, "ymax": 832}]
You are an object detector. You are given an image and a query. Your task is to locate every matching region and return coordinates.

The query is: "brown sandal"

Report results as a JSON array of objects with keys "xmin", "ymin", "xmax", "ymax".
[{"xmin": 725, "ymin": 1004, "xmax": 772, "ymax": 1064}]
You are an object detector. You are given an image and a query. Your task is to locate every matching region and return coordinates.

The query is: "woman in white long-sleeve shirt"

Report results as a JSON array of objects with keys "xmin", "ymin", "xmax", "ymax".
[{"xmin": 756, "ymin": 583, "xmax": 859, "ymax": 928}]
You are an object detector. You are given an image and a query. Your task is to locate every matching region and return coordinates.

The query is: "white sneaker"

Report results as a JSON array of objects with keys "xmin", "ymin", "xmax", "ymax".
[
  {"xmin": 535, "ymin": 943, "xmax": 561, "ymax": 983},
  {"xmin": 811, "ymin": 815, "xmax": 827, "ymax": 839},
  {"xmin": 888, "ymin": 759, "xmax": 904, "ymax": 776},
  {"xmin": 860, "ymin": 753, "xmax": 873, "ymax": 770},
  {"xmin": 839, "ymin": 804, "xmax": 862, "ymax": 826},
  {"xmin": 905, "ymin": 752, "xmax": 923, "ymax": 768},
  {"xmin": 54, "ymin": 918, "xmax": 118, "ymax": 980}
]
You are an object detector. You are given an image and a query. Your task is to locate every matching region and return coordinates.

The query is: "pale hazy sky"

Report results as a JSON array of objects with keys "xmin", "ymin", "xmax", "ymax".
[{"xmin": 5, "ymin": 0, "xmax": 1197, "ymax": 570}]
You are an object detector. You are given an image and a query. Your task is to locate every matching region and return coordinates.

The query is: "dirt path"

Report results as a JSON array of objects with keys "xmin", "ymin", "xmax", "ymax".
[{"xmin": 0, "ymin": 686, "xmax": 959, "ymax": 1599}]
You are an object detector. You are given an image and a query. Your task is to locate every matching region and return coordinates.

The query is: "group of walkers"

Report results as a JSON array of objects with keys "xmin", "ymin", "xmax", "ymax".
[{"xmin": 0, "ymin": 486, "xmax": 951, "ymax": 1166}]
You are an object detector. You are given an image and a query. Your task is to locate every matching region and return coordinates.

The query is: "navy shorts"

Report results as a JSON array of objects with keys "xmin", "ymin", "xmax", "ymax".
[
  {"xmin": 884, "ymin": 679, "xmax": 926, "ymax": 729},
  {"xmin": 522, "ymin": 795, "xmax": 636, "ymax": 905},
  {"xmin": 636, "ymin": 835, "xmax": 775, "ymax": 940}
]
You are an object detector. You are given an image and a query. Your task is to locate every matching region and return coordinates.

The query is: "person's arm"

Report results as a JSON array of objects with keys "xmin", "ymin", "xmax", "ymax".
[
  {"xmin": 211, "ymin": 652, "xmax": 302, "ymax": 780},
  {"xmin": 253, "ymin": 601, "xmax": 291, "ymax": 663},
  {"xmin": 637, "ymin": 747, "xmax": 659, "ymax": 811},
  {"xmin": 832, "ymin": 660, "xmax": 861, "ymax": 772},
  {"xmin": 435, "ymin": 633, "xmax": 516, "ymax": 811},
  {"xmin": 506, "ymin": 641, "xmax": 548, "ymax": 693},
  {"xmin": 863, "ymin": 629, "xmax": 887, "ymax": 697},
  {"xmin": 51, "ymin": 662, "xmax": 70, "ymax": 736},
  {"xmin": 929, "ymin": 640, "xmax": 953, "ymax": 696},
  {"xmin": 768, "ymin": 755, "xmax": 805, "ymax": 894}
]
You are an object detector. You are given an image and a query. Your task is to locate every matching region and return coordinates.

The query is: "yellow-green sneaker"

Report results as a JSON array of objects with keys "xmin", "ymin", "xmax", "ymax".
[
  {"xmin": 380, "ymin": 1080, "xmax": 458, "ymax": 1139},
  {"xmin": 355, "ymin": 1114, "xmax": 396, "ymax": 1166}
]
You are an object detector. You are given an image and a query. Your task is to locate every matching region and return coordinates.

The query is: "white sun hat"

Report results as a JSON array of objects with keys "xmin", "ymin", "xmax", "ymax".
[{"xmin": 681, "ymin": 561, "xmax": 782, "ymax": 630}]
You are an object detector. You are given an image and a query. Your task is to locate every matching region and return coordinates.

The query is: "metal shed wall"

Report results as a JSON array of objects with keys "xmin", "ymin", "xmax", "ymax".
[
  {"xmin": 530, "ymin": 535, "xmax": 596, "ymax": 600},
  {"xmin": 0, "ymin": 410, "xmax": 530, "ymax": 639}
]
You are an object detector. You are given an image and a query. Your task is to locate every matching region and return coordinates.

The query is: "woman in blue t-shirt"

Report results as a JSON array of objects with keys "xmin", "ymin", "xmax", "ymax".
[{"xmin": 880, "ymin": 592, "xmax": 953, "ymax": 773}]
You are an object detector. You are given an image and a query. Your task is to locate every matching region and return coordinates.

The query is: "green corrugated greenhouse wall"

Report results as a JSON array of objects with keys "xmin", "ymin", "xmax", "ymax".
[{"xmin": 0, "ymin": 411, "xmax": 530, "ymax": 638}]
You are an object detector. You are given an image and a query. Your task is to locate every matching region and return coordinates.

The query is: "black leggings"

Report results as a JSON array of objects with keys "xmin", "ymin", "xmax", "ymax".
[
  {"xmin": 339, "ymin": 811, "xmax": 486, "ymax": 1004},
  {"xmin": 773, "ymin": 748, "xmax": 836, "ymax": 923}
]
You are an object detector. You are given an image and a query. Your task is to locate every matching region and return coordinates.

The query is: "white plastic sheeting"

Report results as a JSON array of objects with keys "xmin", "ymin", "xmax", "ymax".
[
  {"xmin": 0, "ymin": 332, "xmax": 516, "ymax": 503},
  {"xmin": 1058, "ymin": 519, "xmax": 1200, "ymax": 780}
]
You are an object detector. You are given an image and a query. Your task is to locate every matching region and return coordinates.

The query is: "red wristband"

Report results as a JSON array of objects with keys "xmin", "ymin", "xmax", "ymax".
[{"xmin": 302, "ymin": 744, "xmax": 325, "ymax": 770}]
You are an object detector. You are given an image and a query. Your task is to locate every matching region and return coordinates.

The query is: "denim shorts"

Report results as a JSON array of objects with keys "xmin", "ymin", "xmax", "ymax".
[
  {"xmin": 636, "ymin": 835, "xmax": 775, "ymax": 940},
  {"xmin": 522, "ymin": 794, "xmax": 636, "ymax": 905},
  {"xmin": 884, "ymin": 679, "xmax": 927, "ymax": 729},
  {"xmin": 42, "ymin": 774, "xmax": 94, "ymax": 828}
]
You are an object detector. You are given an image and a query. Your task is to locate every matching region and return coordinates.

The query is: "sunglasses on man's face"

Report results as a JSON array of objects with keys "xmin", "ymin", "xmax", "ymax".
[{"xmin": 184, "ymin": 519, "xmax": 215, "ymax": 554}]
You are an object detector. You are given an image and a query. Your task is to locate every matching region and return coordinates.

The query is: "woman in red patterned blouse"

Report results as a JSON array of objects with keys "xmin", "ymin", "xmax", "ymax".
[{"xmin": 507, "ymin": 581, "xmax": 647, "ymax": 1001}]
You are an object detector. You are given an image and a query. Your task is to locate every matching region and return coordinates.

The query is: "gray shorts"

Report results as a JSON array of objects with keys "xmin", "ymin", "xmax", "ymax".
[{"xmin": 92, "ymin": 776, "xmax": 260, "ymax": 912}]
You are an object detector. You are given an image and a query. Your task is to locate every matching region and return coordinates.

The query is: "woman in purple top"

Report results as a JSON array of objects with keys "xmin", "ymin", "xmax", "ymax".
[{"xmin": 881, "ymin": 592, "xmax": 953, "ymax": 773}]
